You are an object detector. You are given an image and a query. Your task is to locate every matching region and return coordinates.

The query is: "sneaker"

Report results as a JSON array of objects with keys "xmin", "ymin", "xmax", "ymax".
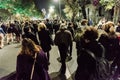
[{"xmin": 66, "ymin": 56, "xmax": 72, "ymax": 62}]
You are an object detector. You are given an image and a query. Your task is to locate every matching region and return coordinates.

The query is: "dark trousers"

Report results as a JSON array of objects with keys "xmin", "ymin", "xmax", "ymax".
[{"xmin": 58, "ymin": 44, "xmax": 68, "ymax": 74}]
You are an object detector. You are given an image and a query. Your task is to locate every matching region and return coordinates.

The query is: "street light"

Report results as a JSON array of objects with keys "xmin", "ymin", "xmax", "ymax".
[
  {"xmin": 49, "ymin": 6, "xmax": 55, "ymax": 13},
  {"xmin": 48, "ymin": 6, "xmax": 55, "ymax": 18},
  {"xmin": 53, "ymin": 0, "xmax": 61, "ymax": 19}
]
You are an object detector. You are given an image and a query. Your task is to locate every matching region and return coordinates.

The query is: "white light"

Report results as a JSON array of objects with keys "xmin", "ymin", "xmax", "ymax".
[
  {"xmin": 31, "ymin": 17, "xmax": 38, "ymax": 20},
  {"xmin": 41, "ymin": 8, "xmax": 46, "ymax": 15},
  {"xmin": 49, "ymin": 6, "xmax": 55, "ymax": 13},
  {"xmin": 48, "ymin": 13, "xmax": 50, "ymax": 18},
  {"xmin": 50, "ymin": 6, "xmax": 55, "ymax": 9},
  {"xmin": 53, "ymin": 0, "xmax": 58, "ymax": 2}
]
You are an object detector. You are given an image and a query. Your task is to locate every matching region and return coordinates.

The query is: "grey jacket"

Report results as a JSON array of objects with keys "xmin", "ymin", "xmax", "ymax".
[{"xmin": 54, "ymin": 29, "xmax": 73, "ymax": 47}]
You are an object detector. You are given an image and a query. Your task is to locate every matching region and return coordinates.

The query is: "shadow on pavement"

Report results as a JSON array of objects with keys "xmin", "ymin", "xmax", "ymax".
[
  {"xmin": 50, "ymin": 72, "xmax": 67, "ymax": 80},
  {"xmin": 0, "ymin": 71, "xmax": 75, "ymax": 80},
  {"xmin": 50, "ymin": 71, "xmax": 76, "ymax": 80},
  {"xmin": 57, "ymin": 56, "xmax": 72, "ymax": 63},
  {"xmin": 0, "ymin": 68, "xmax": 10, "ymax": 77}
]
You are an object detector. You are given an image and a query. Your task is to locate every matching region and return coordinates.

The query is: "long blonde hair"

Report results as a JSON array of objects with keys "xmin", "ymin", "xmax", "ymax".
[
  {"xmin": 20, "ymin": 38, "xmax": 41, "ymax": 56},
  {"xmin": 38, "ymin": 23, "xmax": 47, "ymax": 31}
]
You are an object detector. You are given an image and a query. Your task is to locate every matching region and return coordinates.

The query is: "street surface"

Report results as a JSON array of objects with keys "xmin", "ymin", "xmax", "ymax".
[{"xmin": 0, "ymin": 41, "xmax": 77, "ymax": 80}]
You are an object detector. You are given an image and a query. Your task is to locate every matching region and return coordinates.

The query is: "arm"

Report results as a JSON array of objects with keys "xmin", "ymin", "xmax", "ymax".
[
  {"xmin": 0, "ymin": 28, "xmax": 6, "ymax": 35},
  {"xmin": 54, "ymin": 32, "xmax": 59, "ymax": 45}
]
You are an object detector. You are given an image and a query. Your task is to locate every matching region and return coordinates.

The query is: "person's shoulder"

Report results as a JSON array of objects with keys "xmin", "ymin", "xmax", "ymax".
[
  {"xmin": 56, "ymin": 30, "xmax": 61, "ymax": 34},
  {"xmin": 17, "ymin": 54, "xmax": 26, "ymax": 59},
  {"xmin": 17, "ymin": 53, "xmax": 27, "ymax": 57},
  {"xmin": 37, "ymin": 50, "xmax": 46, "ymax": 57},
  {"xmin": 65, "ymin": 29, "xmax": 71, "ymax": 34},
  {"xmin": 37, "ymin": 46, "xmax": 44, "ymax": 54},
  {"xmin": 78, "ymin": 48, "xmax": 96, "ymax": 61},
  {"xmin": 100, "ymin": 33, "xmax": 109, "ymax": 38}
]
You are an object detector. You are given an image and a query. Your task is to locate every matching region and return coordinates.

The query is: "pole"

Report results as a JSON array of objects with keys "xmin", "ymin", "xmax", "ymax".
[
  {"xmin": 59, "ymin": 0, "xmax": 61, "ymax": 19},
  {"xmin": 88, "ymin": 8, "xmax": 89, "ymax": 20},
  {"xmin": 78, "ymin": 0, "xmax": 81, "ymax": 20}
]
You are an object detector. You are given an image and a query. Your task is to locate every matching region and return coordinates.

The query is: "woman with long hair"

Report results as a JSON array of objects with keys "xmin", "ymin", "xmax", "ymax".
[
  {"xmin": 16, "ymin": 38, "xmax": 50, "ymax": 80},
  {"xmin": 38, "ymin": 23, "xmax": 53, "ymax": 64}
]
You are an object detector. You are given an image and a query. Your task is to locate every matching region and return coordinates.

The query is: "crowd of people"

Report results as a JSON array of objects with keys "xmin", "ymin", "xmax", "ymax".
[{"xmin": 0, "ymin": 18, "xmax": 120, "ymax": 80}]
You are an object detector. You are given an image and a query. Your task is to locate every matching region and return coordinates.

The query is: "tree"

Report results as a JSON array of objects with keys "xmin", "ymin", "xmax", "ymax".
[
  {"xmin": 0, "ymin": 9, "xmax": 12, "ymax": 21},
  {"xmin": 0, "ymin": 0, "xmax": 43, "ymax": 21},
  {"xmin": 78, "ymin": 0, "xmax": 91, "ymax": 19},
  {"xmin": 100, "ymin": 0, "xmax": 114, "ymax": 10},
  {"xmin": 113, "ymin": 0, "xmax": 120, "ymax": 24},
  {"xmin": 100, "ymin": 0, "xmax": 120, "ymax": 23},
  {"xmin": 13, "ymin": 0, "xmax": 43, "ymax": 18},
  {"xmin": 63, "ymin": 0, "xmax": 91, "ymax": 21},
  {"xmin": 0, "ymin": 0, "xmax": 15, "ymax": 20},
  {"xmin": 63, "ymin": 0, "xmax": 79, "ymax": 21}
]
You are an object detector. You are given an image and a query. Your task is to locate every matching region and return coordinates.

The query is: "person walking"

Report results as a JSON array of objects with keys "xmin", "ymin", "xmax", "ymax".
[
  {"xmin": 75, "ymin": 27, "xmax": 105, "ymax": 80},
  {"xmin": 22, "ymin": 25, "xmax": 39, "ymax": 45},
  {"xmin": 0, "ymin": 26, "xmax": 5, "ymax": 48},
  {"xmin": 16, "ymin": 38, "xmax": 50, "ymax": 80},
  {"xmin": 38, "ymin": 23, "xmax": 53, "ymax": 64},
  {"xmin": 54, "ymin": 24, "xmax": 73, "ymax": 74}
]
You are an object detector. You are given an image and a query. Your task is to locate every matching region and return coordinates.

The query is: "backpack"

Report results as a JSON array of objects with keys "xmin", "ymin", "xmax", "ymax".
[
  {"xmin": 75, "ymin": 49, "xmax": 97, "ymax": 80},
  {"xmin": 85, "ymin": 49, "xmax": 110, "ymax": 80}
]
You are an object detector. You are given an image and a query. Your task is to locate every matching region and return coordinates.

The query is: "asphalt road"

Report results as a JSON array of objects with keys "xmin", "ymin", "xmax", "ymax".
[{"xmin": 0, "ymin": 41, "xmax": 78, "ymax": 80}]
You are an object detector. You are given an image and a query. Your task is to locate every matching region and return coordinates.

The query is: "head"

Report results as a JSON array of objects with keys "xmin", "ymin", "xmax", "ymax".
[
  {"xmin": 103, "ymin": 21, "xmax": 115, "ymax": 33},
  {"xmin": 46, "ymin": 19, "xmax": 49, "ymax": 22},
  {"xmin": 38, "ymin": 22, "xmax": 47, "ymax": 31},
  {"xmin": 81, "ymin": 19, "xmax": 88, "ymax": 26},
  {"xmin": 59, "ymin": 24, "xmax": 67, "ymax": 30},
  {"xmin": 24, "ymin": 27, "xmax": 30, "ymax": 33},
  {"xmin": 83, "ymin": 27, "xmax": 98, "ymax": 41},
  {"xmin": 68, "ymin": 22, "xmax": 73, "ymax": 27},
  {"xmin": 54, "ymin": 19, "xmax": 58, "ymax": 24},
  {"xmin": 106, "ymin": 21, "xmax": 114, "ymax": 27},
  {"xmin": 20, "ymin": 38, "xmax": 40, "ymax": 56},
  {"xmin": 25, "ymin": 21, "xmax": 29, "ymax": 26}
]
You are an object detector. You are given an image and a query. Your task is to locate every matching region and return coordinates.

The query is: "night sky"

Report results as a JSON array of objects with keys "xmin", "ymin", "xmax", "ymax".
[
  {"xmin": 34, "ymin": 0, "xmax": 64, "ymax": 13},
  {"xmin": 34, "ymin": 0, "xmax": 51, "ymax": 10}
]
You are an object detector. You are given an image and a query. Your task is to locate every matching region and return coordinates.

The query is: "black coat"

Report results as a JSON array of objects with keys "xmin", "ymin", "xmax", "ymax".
[
  {"xmin": 75, "ymin": 40, "xmax": 104, "ymax": 80},
  {"xmin": 84, "ymin": 41, "xmax": 104, "ymax": 58},
  {"xmin": 75, "ymin": 49, "xmax": 96, "ymax": 80},
  {"xmin": 77, "ymin": 39, "xmax": 104, "ymax": 58},
  {"xmin": 38, "ymin": 29, "xmax": 53, "ymax": 52},
  {"xmin": 99, "ymin": 34, "xmax": 120, "ymax": 61},
  {"xmin": 22, "ymin": 32, "xmax": 39, "ymax": 45}
]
